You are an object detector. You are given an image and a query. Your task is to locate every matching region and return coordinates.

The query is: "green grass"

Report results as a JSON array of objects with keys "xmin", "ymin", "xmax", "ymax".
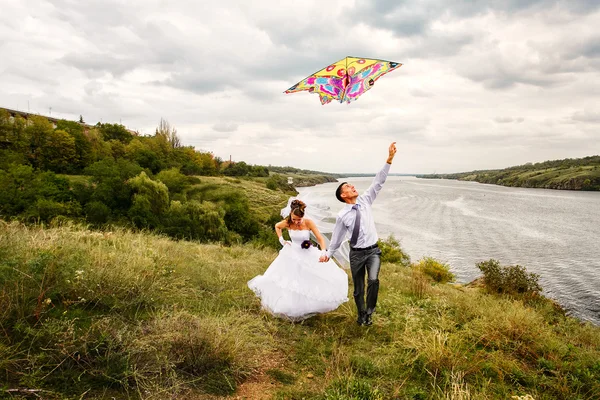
[{"xmin": 1, "ymin": 221, "xmax": 600, "ymax": 399}]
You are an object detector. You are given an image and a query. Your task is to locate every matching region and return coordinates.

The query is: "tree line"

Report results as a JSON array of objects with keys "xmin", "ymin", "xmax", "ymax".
[
  {"xmin": 0, "ymin": 111, "xmax": 294, "ymax": 247},
  {"xmin": 419, "ymin": 156, "xmax": 600, "ymax": 190}
]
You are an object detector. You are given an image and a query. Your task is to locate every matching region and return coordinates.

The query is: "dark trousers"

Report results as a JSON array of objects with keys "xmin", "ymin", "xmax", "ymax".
[{"xmin": 349, "ymin": 247, "xmax": 382, "ymax": 316}]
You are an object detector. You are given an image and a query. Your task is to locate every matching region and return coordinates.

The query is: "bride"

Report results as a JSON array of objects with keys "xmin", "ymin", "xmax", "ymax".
[{"xmin": 248, "ymin": 199, "xmax": 349, "ymax": 321}]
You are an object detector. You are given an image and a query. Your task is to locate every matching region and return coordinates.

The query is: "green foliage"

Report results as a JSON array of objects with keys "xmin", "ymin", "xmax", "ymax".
[
  {"xmin": 56, "ymin": 119, "xmax": 92, "ymax": 169},
  {"xmin": 223, "ymin": 161, "xmax": 250, "ymax": 176},
  {"xmin": 25, "ymin": 115, "xmax": 54, "ymax": 167},
  {"xmin": 0, "ymin": 113, "xmax": 28, "ymax": 153},
  {"xmin": 477, "ymin": 259, "xmax": 542, "ymax": 295},
  {"xmin": 266, "ymin": 178, "xmax": 278, "ymax": 190},
  {"xmin": 0, "ymin": 150, "xmax": 27, "ymax": 169},
  {"xmin": 413, "ymin": 257, "xmax": 455, "ymax": 283},
  {"xmin": 0, "ymin": 165, "xmax": 75, "ymax": 218},
  {"xmin": 96, "ymin": 122, "xmax": 133, "ymax": 143},
  {"xmin": 192, "ymin": 184, "xmax": 261, "ymax": 241},
  {"xmin": 377, "ymin": 235, "xmax": 411, "ymax": 266},
  {"xmin": 266, "ymin": 173, "xmax": 295, "ymax": 192},
  {"xmin": 223, "ymin": 161, "xmax": 270, "ymax": 178},
  {"xmin": 249, "ymin": 165, "xmax": 269, "ymax": 177},
  {"xmin": 323, "ymin": 378, "xmax": 383, "ymax": 400},
  {"xmin": 156, "ymin": 167, "xmax": 190, "ymax": 194},
  {"xmin": 251, "ymin": 213, "xmax": 283, "ymax": 250},
  {"xmin": 421, "ymin": 155, "xmax": 600, "ymax": 190},
  {"xmin": 83, "ymin": 158, "xmax": 143, "ymax": 216},
  {"xmin": 39, "ymin": 129, "xmax": 77, "ymax": 173},
  {"xmin": 161, "ymin": 200, "xmax": 228, "ymax": 242},
  {"xmin": 84, "ymin": 201, "xmax": 111, "ymax": 225},
  {"xmin": 26, "ymin": 199, "xmax": 81, "ymax": 223},
  {"xmin": 125, "ymin": 138, "xmax": 164, "ymax": 173},
  {"xmin": 128, "ymin": 172, "xmax": 169, "ymax": 229}
]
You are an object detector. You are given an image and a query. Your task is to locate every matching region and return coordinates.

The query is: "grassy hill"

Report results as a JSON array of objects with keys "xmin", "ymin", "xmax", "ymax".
[
  {"xmin": 419, "ymin": 156, "xmax": 600, "ymax": 190},
  {"xmin": 1, "ymin": 221, "xmax": 599, "ymax": 399}
]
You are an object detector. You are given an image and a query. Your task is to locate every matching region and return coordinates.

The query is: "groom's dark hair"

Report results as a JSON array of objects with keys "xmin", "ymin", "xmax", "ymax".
[{"xmin": 335, "ymin": 182, "xmax": 347, "ymax": 203}]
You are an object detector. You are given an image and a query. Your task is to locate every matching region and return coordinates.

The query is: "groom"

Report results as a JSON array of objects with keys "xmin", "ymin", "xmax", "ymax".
[{"xmin": 320, "ymin": 142, "xmax": 397, "ymax": 326}]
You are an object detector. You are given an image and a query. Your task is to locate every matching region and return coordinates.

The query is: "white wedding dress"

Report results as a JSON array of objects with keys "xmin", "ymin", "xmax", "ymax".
[{"xmin": 248, "ymin": 229, "xmax": 349, "ymax": 321}]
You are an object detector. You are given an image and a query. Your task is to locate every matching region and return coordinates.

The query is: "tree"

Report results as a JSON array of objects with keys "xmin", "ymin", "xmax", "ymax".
[
  {"xmin": 40, "ymin": 129, "xmax": 77, "ymax": 173},
  {"xmin": 96, "ymin": 122, "xmax": 133, "ymax": 143},
  {"xmin": 156, "ymin": 168, "xmax": 190, "ymax": 194},
  {"xmin": 156, "ymin": 118, "xmax": 181, "ymax": 149},
  {"xmin": 128, "ymin": 171, "xmax": 170, "ymax": 228},
  {"xmin": 79, "ymin": 115, "xmax": 84, "ymax": 123},
  {"xmin": 55, "ymin": 119, "xmax": 92, "ymax": 170},
  {"xmin": 223, "ymin": 161, "xmax": 250, "ymax": 177},
  {"xmin": 25, "ymin": 116, "xmax": 54, "ymax": 167},
  {"xmin": 87, "ymin": 128, "xmax": 112, "ymax": 162}
]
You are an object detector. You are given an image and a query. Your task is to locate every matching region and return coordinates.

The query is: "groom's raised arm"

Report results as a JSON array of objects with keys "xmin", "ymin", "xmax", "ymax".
[{"xmin": 362, "ymin": 142, "xmax": 397, "ymax": 205}]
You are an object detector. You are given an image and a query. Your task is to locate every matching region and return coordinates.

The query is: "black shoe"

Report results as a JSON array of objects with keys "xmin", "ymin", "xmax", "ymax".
[
  {"xmin": 356, "ymin": 312, "xmax": 366, "ymax": 326},
  {"xmin": 364, "ymin": 313, "xmax": 373, "ymax": 326}
]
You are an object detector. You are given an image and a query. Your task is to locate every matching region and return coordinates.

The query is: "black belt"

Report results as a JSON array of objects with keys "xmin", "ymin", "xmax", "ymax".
[{"xmin": 350, "ymin": 243, "xmax": 379, "ymax": 251}]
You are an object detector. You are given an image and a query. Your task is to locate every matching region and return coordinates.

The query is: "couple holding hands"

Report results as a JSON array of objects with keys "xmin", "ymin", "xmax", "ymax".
[{"xmin": 248, "ymin": 142, "xmax": 397, "ymax": 326}]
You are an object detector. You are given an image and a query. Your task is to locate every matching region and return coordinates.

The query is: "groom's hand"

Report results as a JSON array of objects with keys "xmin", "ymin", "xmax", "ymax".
[
  {"xmin": 386, "ymin": 141, "xmax": 397, "ymax": 164},
  {"xmin": 319, "ymin": 254, "xmax": 330, "ymax": 262}
]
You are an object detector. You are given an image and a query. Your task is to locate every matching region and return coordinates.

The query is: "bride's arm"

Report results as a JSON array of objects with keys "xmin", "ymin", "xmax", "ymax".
[
  {"xmin": 306, "ymin": 219, "xmax": 327, "ymax": 251},
  {"xmin": 275, "ymin": 219, "xmax": 290, "ymax": 246}
]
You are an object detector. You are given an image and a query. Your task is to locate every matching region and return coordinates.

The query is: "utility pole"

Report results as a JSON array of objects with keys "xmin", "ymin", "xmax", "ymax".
[{"xmin": 49, "ymin": 107, "xmax": 52, "ymax": 116}]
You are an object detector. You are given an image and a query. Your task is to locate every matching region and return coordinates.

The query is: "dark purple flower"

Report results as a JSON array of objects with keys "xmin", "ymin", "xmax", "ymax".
[{"xmin": 301, "ymin": 240, "xmax": 312, "ymax": 249}]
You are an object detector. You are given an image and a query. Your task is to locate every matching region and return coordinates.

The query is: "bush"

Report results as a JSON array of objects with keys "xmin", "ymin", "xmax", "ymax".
[
  {"xmin": 413, "ymin": 257, "xmax": 455, "ymax": 284},
  {"xmin": 477, "ymin": 259, "xmax": 542, "ymax": 295},
  {"xmin": 378, "ymin": 235, "xmax": 410, "ymax": 266},
  {"xmin": 265, "ymin": 174, "xmax": 295, "ymax": 192},
  {"xmin": 266, "ymin": 177, "xmax": 278, "ymax": 190},
  {"xmin": 26, "ymin": 199, "xmax": 81, "ymax": 223},
  {"xmin": 156, "ymin": 167, "xmax": 190, "ymax": 194},
  {"xmin": 161, "ymin": 200, "xmax": 229, "ymax": 242},
  {"xmin": 84, "ymin": 201, "xmax": 111, "ymax": 225}
]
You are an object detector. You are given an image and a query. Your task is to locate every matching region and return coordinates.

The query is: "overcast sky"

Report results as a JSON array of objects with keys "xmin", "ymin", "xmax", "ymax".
[{"xmin": 1, "ymin": 0, "xmax": 599, "ymax": 174}]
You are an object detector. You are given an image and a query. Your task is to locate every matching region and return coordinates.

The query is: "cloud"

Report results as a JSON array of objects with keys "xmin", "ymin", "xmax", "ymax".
[
  {"xmin": 571, "ymin": 110, "xmax": 600, "ymax": 123},
  {"xmin": 1, "ymin": 0, "xmax": 600, "ymax": 174},
  {"xmin": 495, "ymin": 117, "xmax": 525, "ymax": 123},
  {"xmin": 213, "ymin": 122, "xmax": 239, "ymax": 132}
]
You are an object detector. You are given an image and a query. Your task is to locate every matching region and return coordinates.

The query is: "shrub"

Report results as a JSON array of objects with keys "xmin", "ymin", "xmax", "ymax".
[
  {"xmin": 156, "ymin": 167, "xmax": 190, "ymax": 194},
  {"xmin": 127, "ymin": 171, "xmax": 170, "ymax": 227},
  {"xmin": 26, "ymin": 199, "xmax": 81, "ymax": 223},
  {"xmin": 378, "ymin": 235, "xmax": 410, "ymax": 266},
  {"xmin": 413, "ymin": 257, "xmax": 455, "ymax": 284},
  {"xmin": 265, "ymin": 174, "xmax": 295, "ymax": 192},
  {"xmin": 84, "ymin": 201, "xmax": 111, "ymax": 225},
  {"xmin": 477, "ymin": 259, "xmax": 542, "ymax": 295},
  {"xmin": 266, "ymin": 177, "xmax": 278, "ymax": 190},
  {"xmin": 161, "ymin": 200, "xmax": 228, "ymax": 242}
]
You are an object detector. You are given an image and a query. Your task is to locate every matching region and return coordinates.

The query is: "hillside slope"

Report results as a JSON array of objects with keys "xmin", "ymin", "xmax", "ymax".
[{"xmin": 1, "ymin": 222, "xmax": 599, "ymax": 399}]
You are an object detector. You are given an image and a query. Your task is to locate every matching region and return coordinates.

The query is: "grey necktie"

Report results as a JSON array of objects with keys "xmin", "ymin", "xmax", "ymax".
[{"xmin": 350, "ymin": 204, "xmax": 360, "ymax": 247}]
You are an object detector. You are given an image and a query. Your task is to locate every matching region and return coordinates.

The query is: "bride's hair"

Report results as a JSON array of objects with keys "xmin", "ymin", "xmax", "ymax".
[{"xmin": 287, "ymin": 199, "xmax": 306, "ymax": 224}]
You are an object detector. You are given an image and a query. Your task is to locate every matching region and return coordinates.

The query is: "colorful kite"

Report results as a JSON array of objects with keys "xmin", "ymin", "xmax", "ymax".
[{"xmin": 285, "ymin": 56, "xmax": 402, "ymax": 105}]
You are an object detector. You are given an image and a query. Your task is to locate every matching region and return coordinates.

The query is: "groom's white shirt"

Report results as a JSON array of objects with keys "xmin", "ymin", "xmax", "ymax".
[{"xmin": 326, "ymin": 163, "xmax": 390, "ymax": 258}]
